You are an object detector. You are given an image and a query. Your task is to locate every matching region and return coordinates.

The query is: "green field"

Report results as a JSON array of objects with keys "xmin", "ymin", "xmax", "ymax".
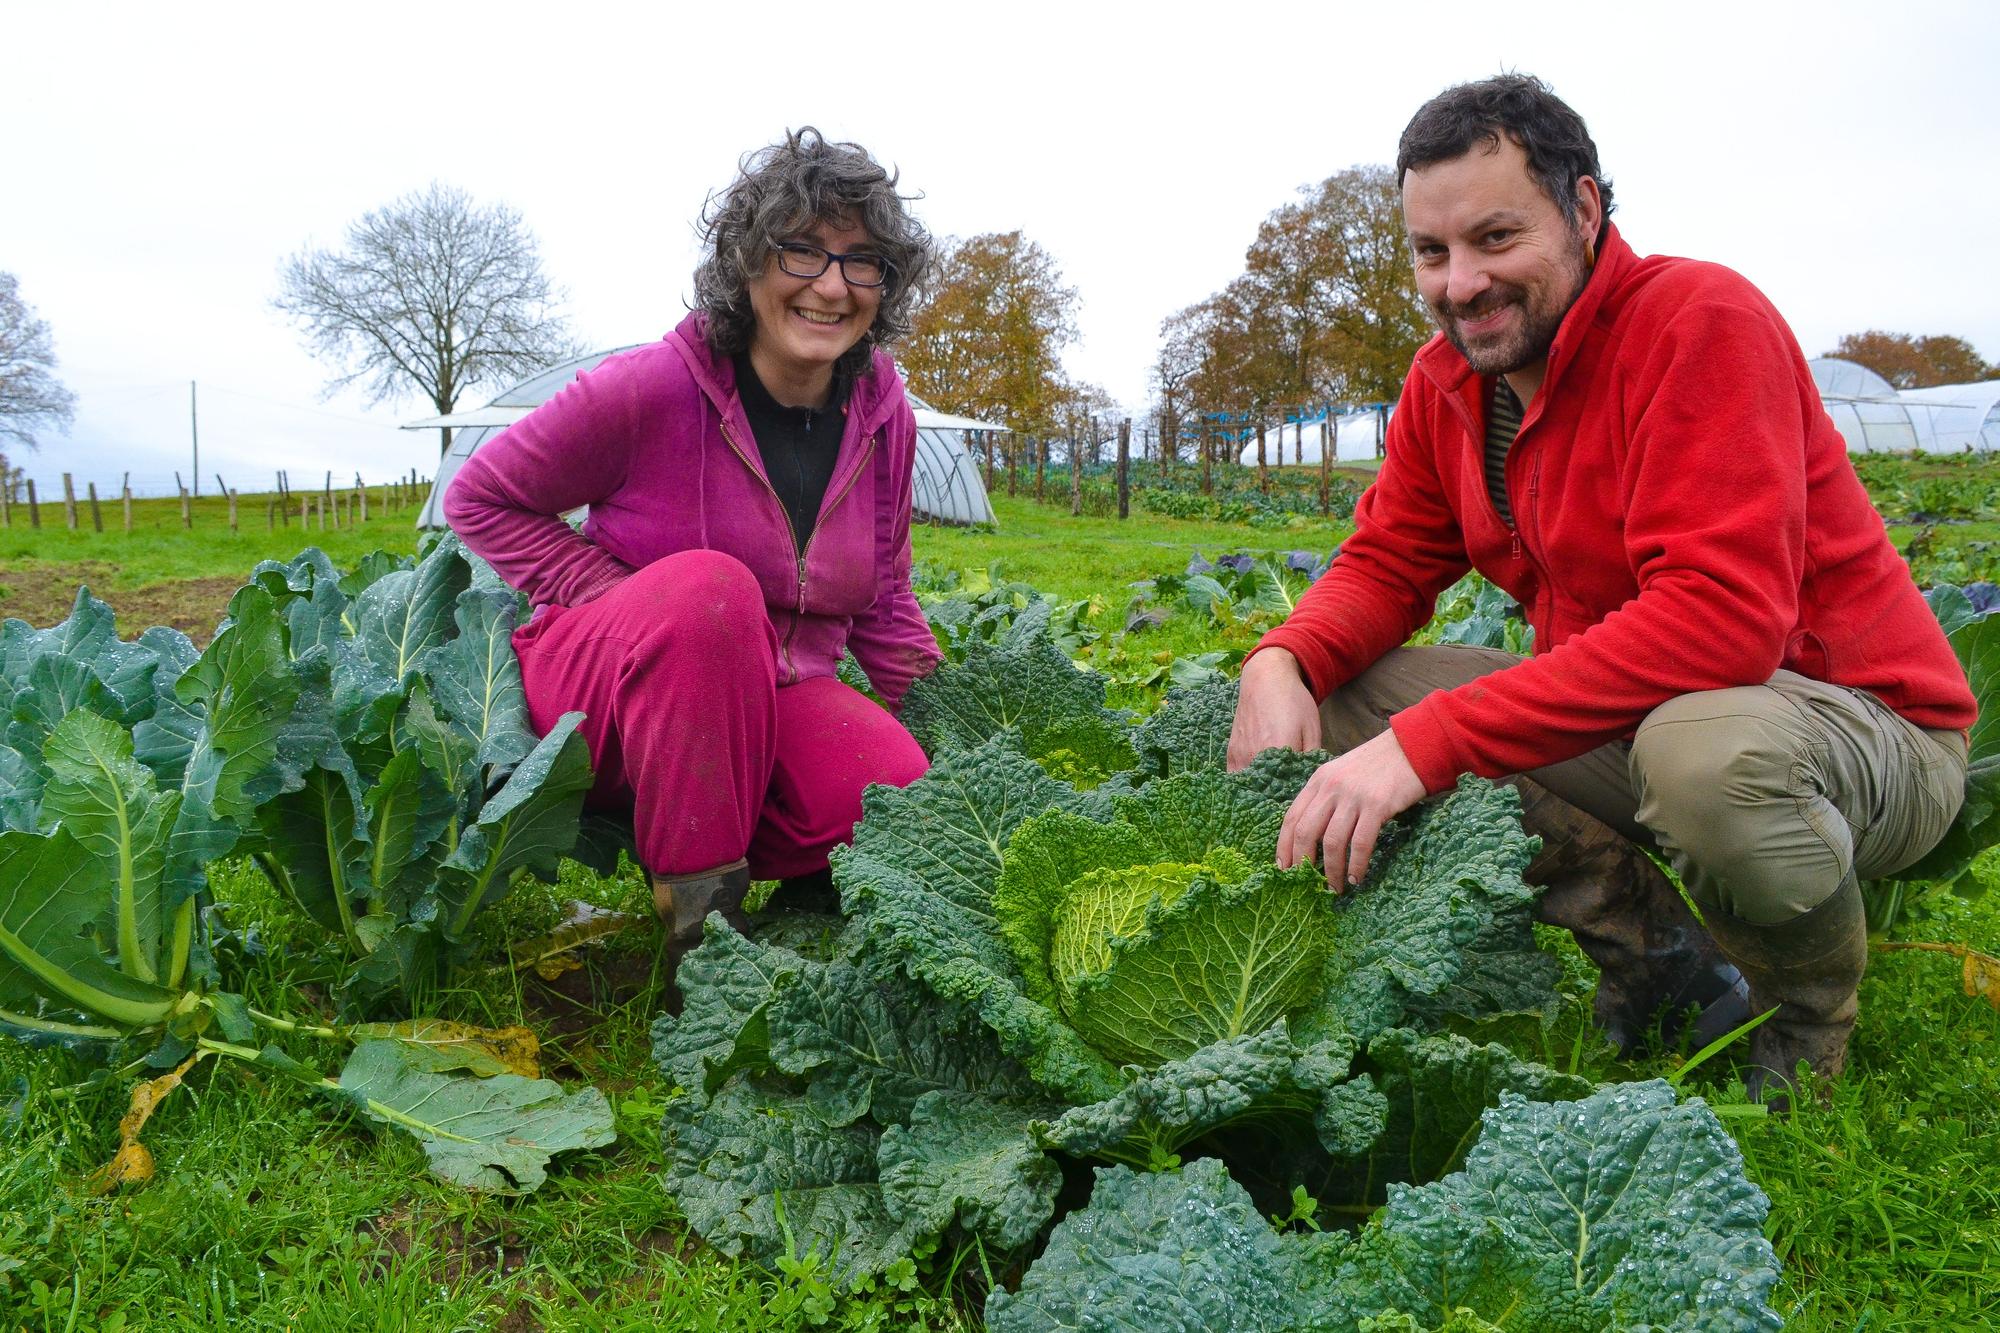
[{"xmin": 2, "ymin": 465, "xmax": 1998, "ymax": 1331}]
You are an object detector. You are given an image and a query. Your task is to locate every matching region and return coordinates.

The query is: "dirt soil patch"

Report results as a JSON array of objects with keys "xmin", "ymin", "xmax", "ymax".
[{"xmin": 0, "ymin": 563, "xmax": 240, "ymax": 644}]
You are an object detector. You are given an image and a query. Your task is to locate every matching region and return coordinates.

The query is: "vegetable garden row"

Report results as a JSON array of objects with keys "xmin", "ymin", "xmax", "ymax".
[{"xmin": 3, "ymin": 517, "xmax": 1998, "ymax": 1328}]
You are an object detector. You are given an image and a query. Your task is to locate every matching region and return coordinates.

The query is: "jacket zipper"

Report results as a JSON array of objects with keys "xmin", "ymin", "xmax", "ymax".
[
  {"xmin": 719, "ymin": 420, "xmax": 805, "ymax": 682},
  {"xmin": 796, "ymin": 430, "xmax": 880, "ymax": 611}
]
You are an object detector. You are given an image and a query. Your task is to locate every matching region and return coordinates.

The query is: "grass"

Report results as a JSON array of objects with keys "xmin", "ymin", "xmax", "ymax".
[{"xmin": 3, "ymin": 461, "xmax": 1999, "ymax": 1329}]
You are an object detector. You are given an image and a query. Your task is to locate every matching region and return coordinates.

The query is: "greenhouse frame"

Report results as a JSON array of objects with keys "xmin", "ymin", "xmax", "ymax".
[{"xmin": 413, "ymin": 346, "xmax": 1000, "ymax": 529}]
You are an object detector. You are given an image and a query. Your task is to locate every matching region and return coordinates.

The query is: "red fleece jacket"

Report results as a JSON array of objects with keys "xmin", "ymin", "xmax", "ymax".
[{"xmin": 1254, "ymin": 224, "xmax": 1976, "ymax": 794}]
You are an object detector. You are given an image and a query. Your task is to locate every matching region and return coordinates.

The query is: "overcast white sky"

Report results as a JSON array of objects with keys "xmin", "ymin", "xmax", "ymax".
[{"xmin": 6, "ymin": 0, "xmax": 1996, "ymax": 496}]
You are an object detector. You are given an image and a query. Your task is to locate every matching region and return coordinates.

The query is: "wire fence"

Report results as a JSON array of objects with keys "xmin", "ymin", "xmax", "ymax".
[{"xmin": 0, "ymin": 469, "xmax": 432, "ymax": 534}]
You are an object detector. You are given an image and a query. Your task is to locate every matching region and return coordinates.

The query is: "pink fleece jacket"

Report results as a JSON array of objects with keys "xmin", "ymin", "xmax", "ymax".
[{"xmin": 442, "ymin": 312, "xmax": 941, "ymax": 709}]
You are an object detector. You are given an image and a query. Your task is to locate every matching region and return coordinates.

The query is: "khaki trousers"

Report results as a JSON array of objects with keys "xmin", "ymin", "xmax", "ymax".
[{"xmin": 1320, "ymin": 646, "xmax": 1969, "ymax": 926}]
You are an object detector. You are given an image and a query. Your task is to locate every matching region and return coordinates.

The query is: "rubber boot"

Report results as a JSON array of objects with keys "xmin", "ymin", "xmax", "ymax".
[
  {"xmin": 1515, "ymin": 780, "xmax": 1752, "ymax": 1057},
  {"xmin": 1701, "ymin": 875, "xmax": 1868, "ymax": 1113},
  {"xmin": 651, "ymin": 858, "xmax": 752, "ymax": 954}
]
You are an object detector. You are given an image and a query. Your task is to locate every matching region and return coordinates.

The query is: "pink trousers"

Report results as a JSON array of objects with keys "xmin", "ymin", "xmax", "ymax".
[{"xmin": 512, "ymin": 550, "xmax": 930, "ymax": 879}]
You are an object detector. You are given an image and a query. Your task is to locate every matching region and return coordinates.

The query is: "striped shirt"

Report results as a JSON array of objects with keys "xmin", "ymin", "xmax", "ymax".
[{"xmin": 1485, "ymin": 377, "xmax": 1524, "ymax": 528}]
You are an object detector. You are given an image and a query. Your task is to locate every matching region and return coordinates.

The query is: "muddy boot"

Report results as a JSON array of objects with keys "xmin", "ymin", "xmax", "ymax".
[
  {"xmin": 762, "ymin": 867, "xmax": 841, "ymax": 916},
  {"xmin": 1515, "ymin": 780, "xmax": 1752, "ymax": 1057},
  {"xmin": 650, "ymin": 858, "xmax": 753, "ymax": 954},
  {"xmin": 1702, "ymin": 876, "xmax": 1868, "ymax": 1113}
]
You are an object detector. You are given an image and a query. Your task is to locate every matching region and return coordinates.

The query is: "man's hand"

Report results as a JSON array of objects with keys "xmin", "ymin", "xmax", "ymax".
[
  {"xmin": 1227, "ymin": 649, "xmax": 1322, "ymax": 772},
  {"xmin": 1276, "ymin": 728, "xmax": 1427, "ymax": 890}
]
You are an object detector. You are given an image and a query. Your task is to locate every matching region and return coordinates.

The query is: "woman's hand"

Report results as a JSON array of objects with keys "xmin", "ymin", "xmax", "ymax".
[
  {"xmin": 1226, "ymin": 648, "xmax": 1322, "ymax": 771},
  {"xmin": 1275, "ymin": 729, "xmax": 1427, "ymax": 889}
]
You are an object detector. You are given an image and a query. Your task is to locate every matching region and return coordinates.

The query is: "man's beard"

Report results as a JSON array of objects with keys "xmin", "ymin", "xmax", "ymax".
[{"xmin": 1430, "ymin": 245, "xmax": 1591, "ymax": 376}]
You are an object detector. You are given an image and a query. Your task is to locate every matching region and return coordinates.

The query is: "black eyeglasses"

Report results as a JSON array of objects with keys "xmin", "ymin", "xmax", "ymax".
[{"xmin": 773, "ymin": 242, "xmax": 892, "ymax": 288}]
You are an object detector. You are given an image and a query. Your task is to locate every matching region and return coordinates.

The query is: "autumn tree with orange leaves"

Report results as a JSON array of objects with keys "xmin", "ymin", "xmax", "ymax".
[
  {"xmin": 1157, "ymin": 165, "xmax": 1428, "ymax": 421},
  {"xmin": 900, "ymin": 231, "xmax": 1079, "ymax": 436},
  {"xmin": 1825, "ymin": 330, "xmax": 1994, "ymax": 390}
]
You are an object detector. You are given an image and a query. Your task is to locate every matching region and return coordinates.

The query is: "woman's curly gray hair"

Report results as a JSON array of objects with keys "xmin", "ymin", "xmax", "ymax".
[{"xmin": 693, "ymin": 127, "xmax": 931, "ymax": 380}]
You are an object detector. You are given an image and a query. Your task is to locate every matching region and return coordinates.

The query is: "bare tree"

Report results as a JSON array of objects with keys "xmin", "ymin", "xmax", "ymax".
[
  {"xmin": 0, "ymin": 272, "xmax": 79, "ymax": 459},
  {"xmin": 275, "ymin": 183, "xmax": 583, "ymax": 454}
]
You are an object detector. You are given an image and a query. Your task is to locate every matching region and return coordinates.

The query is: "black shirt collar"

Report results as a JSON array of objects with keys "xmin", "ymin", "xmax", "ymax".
[{"xmin": 733, "ymin": 353, "xmax": 852, "ymax": 426}]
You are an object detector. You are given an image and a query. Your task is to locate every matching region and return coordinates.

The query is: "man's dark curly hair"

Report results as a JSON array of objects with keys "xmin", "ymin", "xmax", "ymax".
[
  {"xmin": 1396, "ymin": 74, "xmax": 1614, "ymax": 242},
  {"xmin": 692, "ymin": 127, "xmax": 931, "ymax": 381}
]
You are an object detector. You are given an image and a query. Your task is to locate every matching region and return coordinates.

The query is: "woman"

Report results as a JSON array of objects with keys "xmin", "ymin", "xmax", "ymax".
[{"xmin": 444, "ymin": 128, "xmax": 940, "ymax": 956}]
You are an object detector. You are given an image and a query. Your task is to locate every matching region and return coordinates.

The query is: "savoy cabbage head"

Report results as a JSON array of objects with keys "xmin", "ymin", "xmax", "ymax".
[{"xmin": 651, "ymin": 613, "xmax": 1779, "ymax": 1330}]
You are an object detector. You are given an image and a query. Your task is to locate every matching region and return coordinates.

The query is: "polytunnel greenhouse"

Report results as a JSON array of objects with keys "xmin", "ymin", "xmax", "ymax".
[
  {"xmin": 413, "ymin": 345, "xmax": 1000, "ymax": 529},
  {"xmin": 1809, "ymin": 356, "xmax": 2000, "ymax": 454}
]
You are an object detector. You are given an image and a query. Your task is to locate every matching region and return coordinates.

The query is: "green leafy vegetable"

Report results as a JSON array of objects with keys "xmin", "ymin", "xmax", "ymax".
[{"xmin": 336, "ymin": 1038, "xmax": 614, "ymax": 1192}]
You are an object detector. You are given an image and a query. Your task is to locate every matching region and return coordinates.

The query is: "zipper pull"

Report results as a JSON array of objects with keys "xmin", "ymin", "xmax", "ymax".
[
  {"xmin": 797, "ymin": 557, "xmax": 808, "ymax": 610},
  {"xmin": 1511, "ymin": 531, "xmax": 1522, "ymax": 560}
]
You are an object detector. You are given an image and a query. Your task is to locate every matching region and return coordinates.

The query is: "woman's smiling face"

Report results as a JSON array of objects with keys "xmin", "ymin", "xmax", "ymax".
[{"xmin": 745, "ymin": 215, "xmax": 883, "ymax": 398}]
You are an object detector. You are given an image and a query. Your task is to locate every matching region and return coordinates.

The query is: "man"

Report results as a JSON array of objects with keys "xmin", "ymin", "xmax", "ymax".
[{"xmin": 1229, "ymin": 74, "xmax": 1974, "ymax": 1106}]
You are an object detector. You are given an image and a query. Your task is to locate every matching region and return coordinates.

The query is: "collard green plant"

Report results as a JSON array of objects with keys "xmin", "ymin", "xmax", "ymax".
[
  {"xmin": 223, "ymin": 541, "xmax": 594, "ymax": 1012},
  {"xmin": 0, "ymin": 575, "xmax": 612, "ymax": 1193}
]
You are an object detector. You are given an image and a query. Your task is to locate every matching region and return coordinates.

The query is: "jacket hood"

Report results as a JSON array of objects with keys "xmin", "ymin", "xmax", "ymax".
[{"xmin": 664, "ymin": 310, "xmax": 909, "ymax": 441}]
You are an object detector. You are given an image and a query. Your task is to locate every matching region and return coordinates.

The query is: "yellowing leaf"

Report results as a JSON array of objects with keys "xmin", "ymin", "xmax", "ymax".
[
  {"xmin": 1965, "ymin": 950, "xmax": 2000, "ymax": 1010},
  {"xmin": 345, "ymin": 1019, "xmax": 541, "ymax": 1078},
  {"xmin": 89, "ymin": 1051, "xmax": 200, "ymax": 1194},
  {"xmin": 534, "ymin": 955, "xmax": 584, "ymax": 982},
  {"xmin": 504, "ymin": 903, "xmax": 646, "ymax": 978},
  {"xmin": 1874, "ymin": 938, "xmax": 2000, "ymax": 1011}
]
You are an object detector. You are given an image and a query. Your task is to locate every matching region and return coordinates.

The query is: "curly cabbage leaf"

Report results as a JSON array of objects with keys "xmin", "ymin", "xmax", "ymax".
[
  {"xmin": 1337, "ymin": 1082, "xmax": 1782, "ymax": 1332},
  {"xmin": 656, "ymin": 919, "xmax": 1060, "ymax": 1273},
  {"xmin": 663, "ymin": 1080, "xmax": 926, "ymax": 1280},
  {"xmin": 1129, "ymin": 673, "xmax": 1239, "ymax": 779},
  {"xmin": 832, "ymin": 730, "xmax": 1125, "ymax": 1102},
  {"xmin": 1033, "ymin": 1022, "xmax": 1375, "ymax": 1166},
  {"xmin": 1293, "ymin": 779, "xmax": 1549, "ymax": 1045},
  {"xmin": 984, "ymin": 1157, "xmax": 1336, "ymax": 1333},
  {"xmin": 1332, "ymin": 1028, "xmax": 1594, "ymax": 1204},
  {"xmin": 900, "ymin": 601, "xmax": 1136, "ymax": 782},
  {"xmin": 988, "ymin": 1082, "xmax": 1780, "ymax": 1333},
  {"xmin": 878, "ymin": 1090, "xmax": 1063, "ymax": 1251}
]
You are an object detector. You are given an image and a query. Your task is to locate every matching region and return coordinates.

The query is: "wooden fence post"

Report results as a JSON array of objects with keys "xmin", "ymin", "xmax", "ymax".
[
  {"xmin": 214, "ymin": 473, "xmax": 227, "ymax": 504},
  {"xmin": 267, "ymin": 497, "xmax": 275, "ymax": 531},
  {"xmin": 26, "ymin": 479, "xmax": 39, "ymax": 528},
  {"xmin": 1319, "ymin": 416, "xmax": 1332, "ymax": 515},
  {"xmin": 355, "ymin": 473, "xmax": 366, "ymax": 524},
  {"xmin": 300, "ymin": 493, "xmax": 309, "ymax": 529},
  {"xmin": 1116, "ymin": 419, "xmax": 1131, "ymax": 520},
  {"xmin": 122, "ymin": 474, "xmax": 132, "ymax": 533},
  {"xmin": 88, "ymin": 482, "xmax": 103, "ymax": 532},
  {"xmin": 1200, "ymin": 424, "xmax": 1213, "ymax": 496},
  {"xmin": 1256, "ymin": 408, "xmax": 1269, "ymax": 494},
  {"xmin": 1, "ymin": 478, "xmax": 10, "ymax": 528},
  {"xmin": 227, "ymin": 488, "xmax": 238, "ymax": 533},
  {"xmin": 323, "ymin": 472, "xmax": 333, "ymax": 525},
  {"xmin": 1069, "ymin": 427, "xmax": 1082, "ymax": 517},
  {"xmin": 62, "ymin": 473, "xmax": 78, "ymax": 529},
  {"xmin": 179, "ymin": 481, "xmax": 191, "ymax": 529}
]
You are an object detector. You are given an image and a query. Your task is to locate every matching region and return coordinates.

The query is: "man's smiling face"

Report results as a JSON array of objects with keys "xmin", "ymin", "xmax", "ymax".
[{"xmin": 1402, "ymin": 135, "xmax": 1599, "ymax": 381}]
